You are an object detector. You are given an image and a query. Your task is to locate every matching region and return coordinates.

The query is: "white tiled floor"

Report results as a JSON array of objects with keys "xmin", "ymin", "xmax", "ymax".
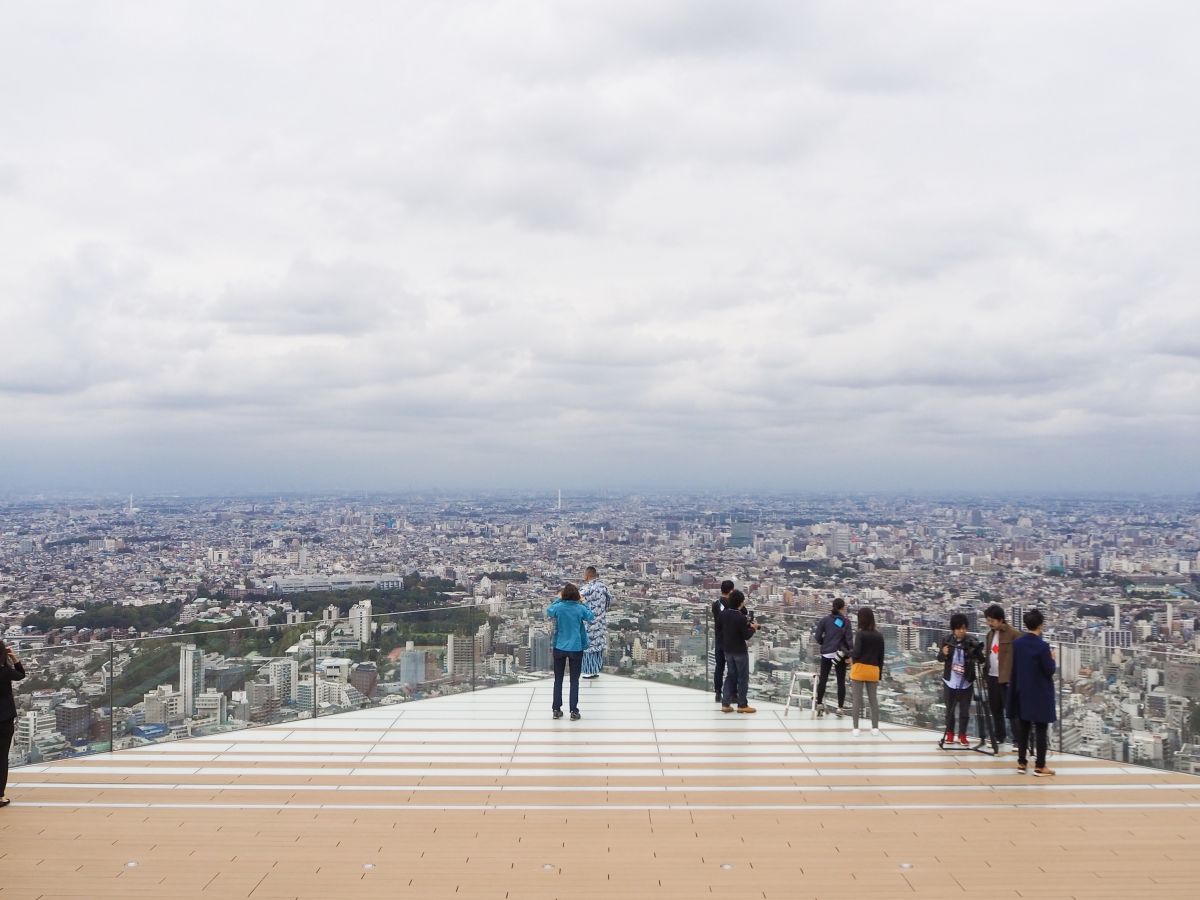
[{"xmin": 9, "ymin": 676, "xmax": 1198, "ymax": 812}]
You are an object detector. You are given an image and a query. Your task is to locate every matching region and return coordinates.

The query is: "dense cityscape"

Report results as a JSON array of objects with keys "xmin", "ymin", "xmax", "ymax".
[{"xmin": 3, "ymin": 491, "xmax": 1199, "ymax": 774}]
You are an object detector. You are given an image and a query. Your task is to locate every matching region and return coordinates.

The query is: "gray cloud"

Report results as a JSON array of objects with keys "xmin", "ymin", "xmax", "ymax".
[{"xmin": 0, "ymin": 1, "xmax": 1198, "ymax": 493}]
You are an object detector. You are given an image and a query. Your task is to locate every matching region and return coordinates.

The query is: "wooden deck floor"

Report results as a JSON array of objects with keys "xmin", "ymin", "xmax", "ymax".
[{"xmin": 2, "ymin": 678, "xmax": 1198, "ymax": 899}]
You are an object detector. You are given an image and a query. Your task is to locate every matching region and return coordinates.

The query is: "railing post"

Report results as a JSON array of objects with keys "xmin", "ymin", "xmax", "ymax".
[
  {"xmin": 108, "ymin": 640, "xmax": 114, "ymax": 755},
  {"xmin": 311, "ymin": 626, "xmax": 319, "ymax": 721},
  {"xmin": 704, "ymin": 614, "xmax": 710, "ymax": 687},
  {"xmin": 1057, "ymin": 641, "xmax": 1063, "ymax": 753}
]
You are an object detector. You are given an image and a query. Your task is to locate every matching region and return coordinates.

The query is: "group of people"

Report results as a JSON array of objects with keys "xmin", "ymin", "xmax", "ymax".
[
  {"xmin": 937, "ymin": 604, "xmax": 1058, "ymax": 775},
  {"xmin": 713, "ymin": 587, "xmax": 1059, "ymax": 774},
  {"xmin": 543, "ymin": 566, "xmax": 612, "ymax": 719}
]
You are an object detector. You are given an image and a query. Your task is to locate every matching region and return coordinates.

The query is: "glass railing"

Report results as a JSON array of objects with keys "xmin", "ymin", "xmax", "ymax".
[
  {"xmin": 692, "ymin": 605, "xmax": 1200, "ymax": 773},
  {"xmin": 8, "ymin": 597, "xmax": 1198, "ymax": 777},
  {"xmin": 5, "ymin": 598, "xmax": 569, "ymax": 769}
]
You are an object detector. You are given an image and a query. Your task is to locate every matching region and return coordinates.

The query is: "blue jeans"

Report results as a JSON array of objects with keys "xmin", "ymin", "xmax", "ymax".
[
  {"xmin": 553, "ymin": 650, "xmax": 583, "ymax": 713},
  {"xmin": 721, "ymin": 652, "xmax": 749, "ymax": 707},
  {"xmin": 713, "ymin": 643, "xmax": 726, "ymax": 694}
]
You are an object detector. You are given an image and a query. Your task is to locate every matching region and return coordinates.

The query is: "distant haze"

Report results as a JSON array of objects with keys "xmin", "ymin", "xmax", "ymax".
[{"xmin": 1, "ymin": 2, "xmax": 1198, "ymax": 494}]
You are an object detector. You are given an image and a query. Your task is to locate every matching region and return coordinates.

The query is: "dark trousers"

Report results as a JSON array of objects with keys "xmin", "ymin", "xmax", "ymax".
[
  {"xmin": 721, "ymin": 652, "xmax": 750, "ymax": 707},
  {"xmin": 1015, "ymin": 719, "xmax": 1050, "ymax": 768},
  {"xmin": 816, "ymin": 656, "xmax": 846, "ymax": 707},
  {"xmin": 944, "ymin": 684, "xmax": 973, "ymax": 735},
  {"xmin": 552, "ymin": 650, "xmax": 583, "ymax": 713},
  {"xmin": 0, "ymin": 718, "xmax": 14, "ymax": 796},
  {"xmin": 712, "ymin": 643, "xmax": 726, "ymax": 695},
  {"xmin": 985, "ymin": 675, "xmax": 1010, "ymax": 743}
]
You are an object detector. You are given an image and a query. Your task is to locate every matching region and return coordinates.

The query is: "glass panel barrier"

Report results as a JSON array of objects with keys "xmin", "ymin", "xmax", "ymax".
[
  {"xmin": 312, "ymin": 604, "xmax": 488, "ymax": 715},
  {"xmin": 6, "ymin": 640, "xmax": 113, "ymax": 765},
  {"xmin": 108, "ymin": 621, "xmax": 315, "ymax": 750},
  {"xmin": 609, "ymin": 600, "xmax": 710, "ymax": 692},
  {"xmin": 8, "ymin": 599, "xmax": 1199, "ymax": 775}
]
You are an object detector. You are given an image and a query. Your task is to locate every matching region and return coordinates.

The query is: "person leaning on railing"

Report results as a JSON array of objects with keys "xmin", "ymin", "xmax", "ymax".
[
  {"xmin": 1, "ymin": 639, "xmax": 27, "ymax": 808},
  {"xmin": 849, "ymin": 607, "xmax": 884, "ymax": 737}
]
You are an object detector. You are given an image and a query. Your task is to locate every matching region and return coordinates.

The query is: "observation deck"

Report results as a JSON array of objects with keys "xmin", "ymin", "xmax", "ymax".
[{"xmin": 3, "ymin": 677, "xmax": 1199, "ymax": 899}]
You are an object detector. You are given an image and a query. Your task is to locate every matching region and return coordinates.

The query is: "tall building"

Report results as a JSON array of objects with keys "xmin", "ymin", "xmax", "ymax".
[
  {"xmin": 446, "ymin": 634, "xmax": 474, "ymax": 677},
  {"xmin": 349, "ymin": 662, "xmax": 378, "ymax": 698},
  {"xmin": 144, "ymin": 684, "xmax": 184, "ymax": 725},
  {"xmin": 179, "ymin": 644, "xmax": 204, "ymax": 718},
  {"xmin": 826, "ymin": 523, "xmax": 851, "ymax": 557},
  {"xmin": 730, "ymin": 522, "xmax": 754, "ymax": 549},
  {"xmin": 54, "ymin": 700, "xmax": 93, "ymax": 743},
  {"xmin": 400, "ymin": 643, "xmax": 427, "ymax": 687},
  {"xmin": 194, "ymin": 689, "xmax": 227, "ymax": 724},
  {"xmin": 530, "ymin": 630, "xmax": 552, "ymax": 672},
  {"xmin": 266, "ymin": 658, "xmax": 298, "ymax": 703},
  {"xmin": 349, "ymin": 599, "xmax": 372, "ymax": 644}
]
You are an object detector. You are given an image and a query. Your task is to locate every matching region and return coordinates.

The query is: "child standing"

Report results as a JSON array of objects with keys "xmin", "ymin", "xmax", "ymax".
[{"xmin": 546, "ymin": 583, "xmax": 595, "ymax": 720}]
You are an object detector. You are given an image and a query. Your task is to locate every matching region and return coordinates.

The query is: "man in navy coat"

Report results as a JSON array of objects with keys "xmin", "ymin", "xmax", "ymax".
[{"xmin": 1006, "ymin": 609, "xmax": 1057, "ymax": 776}]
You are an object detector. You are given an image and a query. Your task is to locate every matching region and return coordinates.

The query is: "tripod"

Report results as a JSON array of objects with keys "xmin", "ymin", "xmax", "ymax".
[{"xmin": 937, "ymin": 658, "xmax": 999, "ymax": 756}]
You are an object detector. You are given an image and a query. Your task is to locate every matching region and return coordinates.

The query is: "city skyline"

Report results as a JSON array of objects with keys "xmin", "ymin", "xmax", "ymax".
[{"xmin": 2, "ymin": 2, "xmax": 1199, "ymax": 493}]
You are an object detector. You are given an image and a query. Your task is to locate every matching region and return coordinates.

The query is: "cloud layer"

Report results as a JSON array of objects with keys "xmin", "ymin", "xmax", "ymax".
[{"xmin": 1, "ymin": 1, "xmax": 1198, "ymax": 493}]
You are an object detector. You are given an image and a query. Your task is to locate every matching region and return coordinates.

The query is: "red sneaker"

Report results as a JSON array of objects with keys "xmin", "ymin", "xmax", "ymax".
[
  {"xmin": 944, "ymin": 731, "xmax": 954, "ymax": 744},
  {"xmin": 957, "ymin": 733, "xmax": 969, "ymax": 746}
]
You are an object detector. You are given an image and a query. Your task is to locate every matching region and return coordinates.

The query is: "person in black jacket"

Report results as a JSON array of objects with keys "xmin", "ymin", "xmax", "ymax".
[
  {"xmin": 711, "ymin": 580, "xmax": 735, "ymax": 702},
  {"xmin": 1, "ymin": 640, "xmax": 27, "ymax": 808},
  {"xmin": 813, "ymin": 599, "xmax": 853, "ymax": 715},
  {"xmin": 849, "ymin": 607, "xmax": 885, "ymax": 735},
  {"xmin": 718, "ymin": 590, "xmax": 759, "ymax": 714},
  {"xmin": 937, "ymin": 613, "xmax": 985, "ymax": 746}
]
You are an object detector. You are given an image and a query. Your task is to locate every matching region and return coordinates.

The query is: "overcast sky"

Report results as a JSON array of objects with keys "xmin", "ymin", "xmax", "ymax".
[{"xmin": 1, "ymin": 1, "xmax": 1197, "ymax": 495}]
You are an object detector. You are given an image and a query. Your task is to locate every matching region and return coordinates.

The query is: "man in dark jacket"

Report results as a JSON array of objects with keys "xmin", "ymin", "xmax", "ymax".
[
  {"xmin": 813, "ymin": 599, "xmax": 852, "ymax": 715},
  {"xmin": 937, "ymin": 613, "xmax": 985, "ymax": 746},
  {"xmin": 711, "ymin": 580, "xmax": 735, "ymax": 702},
  {"xmin": 983, "ymin": 603, "xmax": 1021, "ymax": 750},
  {"xmin": 719, "ymin": 590, "xmax": 759, "ymax": 714},
  {"xmin": 1007, "ymin": 609, "xmax": 1057, "ymax": 776},
  {"xmin": 1, "ymin": 640, "xmax": 27, "ymax": 807}
]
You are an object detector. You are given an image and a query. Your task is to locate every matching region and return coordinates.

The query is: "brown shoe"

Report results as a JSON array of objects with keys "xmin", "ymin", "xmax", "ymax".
[
  {"xmin": 1033, "ymin": 767, "xmax": 1056, "ymax": 777},
  {"xmin": 1016, "ymin": 761, "xmax": 1028, "ymax": 773},
  {"xmin": 737, "ymin": 706, "xmax": 757, "ymax": 714},
  {"xmin": 720, "ymin": 705, "xmax": 734, "ymax": 713}
]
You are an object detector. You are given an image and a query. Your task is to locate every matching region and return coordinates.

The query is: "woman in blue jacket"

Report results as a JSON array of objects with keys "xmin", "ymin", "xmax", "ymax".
[
  {"xmin": 546, "ymin": 583, "xmax": 595, "ymax": 720},
  {"xmin": 1006, "ymin": 609, "xmax": 1057, "ymax": 776}
]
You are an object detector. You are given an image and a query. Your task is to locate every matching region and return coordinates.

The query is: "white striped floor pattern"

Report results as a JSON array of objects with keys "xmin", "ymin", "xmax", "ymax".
[{"xmin": 10, "ymin": 677, "xmax": 1199, "ymax": 813}]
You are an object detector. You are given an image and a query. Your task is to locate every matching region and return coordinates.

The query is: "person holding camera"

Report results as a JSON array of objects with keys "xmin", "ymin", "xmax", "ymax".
[
  {"xmin": 849, "ymin": 607, "xmax": 884, "ymax": 736},
  {"xmin": 938, "ymin": 613, "xmax": 984, "ymax": 746},
  {"xmin": 813, "ymin": 598, "xmax": 852, "ymax": 716},
  {"xmin": 718, "ymin": 589, "xmax": 759, "ymax": 714},
  {"xmin": 711, "ymin": 580, "xmax": 735, "ymax": 702},
  {"xmin": 1, "ymin": 640, "xmax": 27, "ymax": 808},
  {"xmin": 1007, "ymin": 609, "xmax": 1057, "ymax": 776}
]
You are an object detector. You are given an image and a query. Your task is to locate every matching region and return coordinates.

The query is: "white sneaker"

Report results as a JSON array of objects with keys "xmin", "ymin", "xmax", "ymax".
[
  {"xmin": 851, "ymin": 728, "xmax": 861, "ymax": 736},
  {"xmin": 871, "ymin": 728, "xmax": 881, "ymax": 736}
]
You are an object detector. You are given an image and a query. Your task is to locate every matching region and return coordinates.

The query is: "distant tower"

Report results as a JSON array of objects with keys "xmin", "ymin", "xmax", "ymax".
[
  {"xmin": 557, "ymin": 489, "xmax": 562, "ymax": 511},
  {"xmin": 1111, "ymin": 601, "xmax": 1121, "ymax": 632}
]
